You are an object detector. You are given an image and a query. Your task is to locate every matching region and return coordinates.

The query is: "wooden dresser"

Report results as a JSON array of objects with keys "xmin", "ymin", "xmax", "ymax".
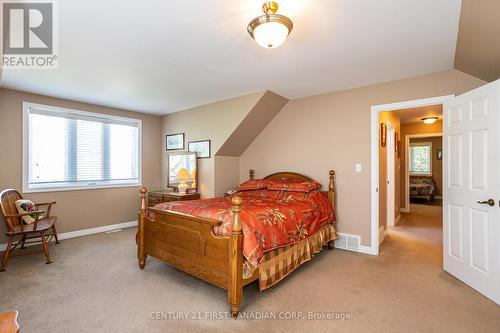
[{"xmin": 147, "ymin": 190, "xmax": 200, "ymax": 207}]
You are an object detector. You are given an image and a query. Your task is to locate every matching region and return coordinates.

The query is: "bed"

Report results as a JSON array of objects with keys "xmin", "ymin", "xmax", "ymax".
[
  {"xmin": 136, "ymin": 169, "xmax": 337, "ymax": 317},
  {"xmin": 409, "ymin": 176, "xmax": 435, "ymax": 204}
]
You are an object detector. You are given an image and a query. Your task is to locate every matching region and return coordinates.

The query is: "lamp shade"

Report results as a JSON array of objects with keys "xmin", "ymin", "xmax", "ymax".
[
  {"xmin": 253, "ymin": 21, "xmax": 290, "ymax": 48},
  {"xmin": 176, "ymin": 168, "xmax": 191, "ymax": 181}
]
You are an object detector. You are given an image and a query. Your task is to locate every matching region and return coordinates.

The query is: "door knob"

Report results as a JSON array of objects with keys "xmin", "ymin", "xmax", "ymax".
[{"xmin": 477, "ymin": 199, "xmax": 495, "ymax": 207}]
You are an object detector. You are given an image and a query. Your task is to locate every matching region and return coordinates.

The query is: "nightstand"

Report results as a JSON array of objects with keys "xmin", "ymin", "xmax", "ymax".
[{"xmin": 148, "ymin": 190, "xmax": 200, "ymax": 207}]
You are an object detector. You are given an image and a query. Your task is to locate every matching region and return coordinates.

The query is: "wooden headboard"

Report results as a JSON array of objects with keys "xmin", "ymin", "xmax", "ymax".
[{"xmin": 248, "ymin": 169, "xmax": 336, "ymax": 211}]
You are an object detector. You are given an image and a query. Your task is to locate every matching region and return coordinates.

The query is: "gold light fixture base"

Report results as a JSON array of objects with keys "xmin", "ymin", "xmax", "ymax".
[{"xmin": 262, "ymin": 2, "xmax": 279, "ymax": 15}]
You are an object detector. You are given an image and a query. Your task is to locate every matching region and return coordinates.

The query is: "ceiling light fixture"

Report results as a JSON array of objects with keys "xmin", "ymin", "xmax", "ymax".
[
  {"xmin": 421, "ymin": 117, "xmax": 439, "ymax": 124},
  {"xmin": 247, "ymin": 2, "xmax": 293, "ymax": 49}
]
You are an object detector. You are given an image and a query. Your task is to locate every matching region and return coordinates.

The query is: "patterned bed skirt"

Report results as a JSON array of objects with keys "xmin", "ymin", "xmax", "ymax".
[{"xmin": 253, "ymin": 223, "xmax": 338, "ymax": 291}]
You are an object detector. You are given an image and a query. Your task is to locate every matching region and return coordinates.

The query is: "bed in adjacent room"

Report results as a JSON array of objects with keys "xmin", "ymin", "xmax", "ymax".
[{"xmin": 136, "ymin": 170, "xmax": 337, "ymax": 317}]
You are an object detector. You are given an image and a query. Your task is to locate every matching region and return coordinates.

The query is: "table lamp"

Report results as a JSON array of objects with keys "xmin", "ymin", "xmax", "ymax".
[{"xmin": 176, "ymin": 168, "xmax": 191, "ymax": 194}]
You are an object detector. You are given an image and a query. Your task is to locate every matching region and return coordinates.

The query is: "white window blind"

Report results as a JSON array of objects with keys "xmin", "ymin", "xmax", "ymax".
[
  {"xmin": 24, "ymin": 103, "xmax": 141, "ymax": 192},
  {"xmin": 409, "ymin": 142, "xmax": 432, "ymax": 175}
]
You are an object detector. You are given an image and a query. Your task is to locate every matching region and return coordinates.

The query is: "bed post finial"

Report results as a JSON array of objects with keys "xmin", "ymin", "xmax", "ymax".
[
  {"xmin": 138, "ymin": 186, "xmax": 148, "ymax": 269},
  {"xmin": 231, "ymin": 196, "xmax": 243, "ymax": 233},
  {"xmin": 329, "ymin": 170, "xmax": 335, "ymax": 191},
  {"xmin": 328, "ymin": 170, "xmax": 335, "ymax": 210},
  {"xmin": 140, "ymin": 186, "xmax": 147, "ymax": 212},
  {"xmin": 249, "ymin": 169, "xmax": 254, "ymax": 180},
  {"xmin": 228, "ymin": 196, "xmax": 243, "ymax": 318}
]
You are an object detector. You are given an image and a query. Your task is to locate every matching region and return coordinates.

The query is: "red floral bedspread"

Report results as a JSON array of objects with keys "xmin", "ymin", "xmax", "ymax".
[{"xmin": 153, "ymin": 190, "xmax": 335, "ymax": 271}]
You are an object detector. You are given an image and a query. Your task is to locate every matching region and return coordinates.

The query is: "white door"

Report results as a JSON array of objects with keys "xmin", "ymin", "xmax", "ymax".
[
  {"xmin": 387, "ymin": 124, "xmax": 395, "ymax": 227},
  {"xmin": 443, "ymin": 80, "xmax": 500, "ymax": 305}
]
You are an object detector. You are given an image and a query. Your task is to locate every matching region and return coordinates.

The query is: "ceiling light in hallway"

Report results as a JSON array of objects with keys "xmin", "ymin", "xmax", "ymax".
[{"xmin": 421, "ymin": 117, "xmax": 439, "ymax": 124}]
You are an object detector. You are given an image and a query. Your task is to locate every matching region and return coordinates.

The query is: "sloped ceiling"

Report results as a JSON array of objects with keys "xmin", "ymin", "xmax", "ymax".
[
  {"xmin": 216, "ymin": 91, "xmax": 288, "ymax": 157},
  {"xmin": 454, "ymin": 0, "xmax": 500, "ymax": 82}
]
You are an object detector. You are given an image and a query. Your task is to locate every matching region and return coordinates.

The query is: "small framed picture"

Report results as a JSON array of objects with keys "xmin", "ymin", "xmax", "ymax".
[
  {"xmin": 380, "ymin": 123, "xmax": 387, "ymax": 148},
  {"xmin": 188, "ymin": 140, "xmax": 211, "ymax": 158},
  {"xmin": 437, "ymin": 149, "xmax": 443, "ymax": 160},
  {"xmin": 166, "ymin": 133, "xmax": 184, "ymax": 151}
]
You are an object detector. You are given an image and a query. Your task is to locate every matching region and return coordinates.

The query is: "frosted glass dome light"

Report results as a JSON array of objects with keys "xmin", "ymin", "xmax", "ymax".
[{"xmin": 248, "ymin": 2, "xmax": 293, "ymax": 49}]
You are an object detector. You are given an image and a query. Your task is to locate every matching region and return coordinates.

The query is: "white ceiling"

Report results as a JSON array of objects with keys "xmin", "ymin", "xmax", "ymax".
[{"xmin": 0, "ymin": 0, "xmax": 462, "ymax": 115}]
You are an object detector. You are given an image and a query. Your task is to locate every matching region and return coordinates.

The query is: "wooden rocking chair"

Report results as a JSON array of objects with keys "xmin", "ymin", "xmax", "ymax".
[{"xmin": 0, "ymin": 189, "xmax": 59, "ymax": 272}]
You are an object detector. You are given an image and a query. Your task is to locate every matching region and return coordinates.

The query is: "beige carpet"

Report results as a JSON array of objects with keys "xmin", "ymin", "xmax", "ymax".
[{"xmin": 1, "ymin": 208, "xmax": 499, "ymax": 333}]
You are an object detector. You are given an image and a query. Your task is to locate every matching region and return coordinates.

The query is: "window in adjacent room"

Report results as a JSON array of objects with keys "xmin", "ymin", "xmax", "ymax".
[
  {"xmin": 409, "ymin": 142, "xmax": 432, "ymax": 175},
  {"xmin": 23, "ymin": 102, "xmax": 141, "ymax": 192}
]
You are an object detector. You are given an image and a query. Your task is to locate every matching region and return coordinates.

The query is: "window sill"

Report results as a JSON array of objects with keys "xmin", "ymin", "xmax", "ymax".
[{"xmin": 22, "ymin": 182, "xmax": 141, "ymax": 194}]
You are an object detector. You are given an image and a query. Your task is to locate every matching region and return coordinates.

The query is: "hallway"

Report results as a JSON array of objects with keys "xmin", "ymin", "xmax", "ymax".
[{"xmin": 383, "ymin": 203, "xmax": 443, "ymax": 264}]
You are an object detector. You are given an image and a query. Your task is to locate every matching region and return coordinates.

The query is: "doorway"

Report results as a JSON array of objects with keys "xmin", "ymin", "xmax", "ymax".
[
  {"xmin": 405, "ymin": 133, "xmax": 443, "ymax": 211},
  {"xmin": 371, "ymin": 81, "xmax": 500, "ymax": 306},
  {"xmin": 376, "ymin": 101, "xmax": 444, "ymax": 247},
  {"xmin": 370, "ymin": 95, "xmax": 453, "ymax": 253}
]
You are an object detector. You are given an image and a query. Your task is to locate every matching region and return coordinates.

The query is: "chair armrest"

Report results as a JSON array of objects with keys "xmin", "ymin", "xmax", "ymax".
[
  {"xmin": 34, "ymin": 201, "xmax": 56, "ymax": 206},
  {"xmin": 4, "ymin": 210, "xmax": 45, "ymax": 218},
  {"xmin": 35, "ymin": 201, "xmax": 55, "ymax": 217}
]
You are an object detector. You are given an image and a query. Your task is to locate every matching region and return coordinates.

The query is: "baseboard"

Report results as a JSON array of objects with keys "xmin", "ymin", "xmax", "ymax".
[
  {"xmin": 434, "ymin": 196, "xmax": 442, "ymax": 199},
  {"xmin": 400, "ymin": 208, "xmax": 409, "ymax": 213},
  {"xmin": 394, "ymin": 214, "xmax": 401, "ymax": 226},
  {"xmin": 359, "ymin": 245, "xmax": 378, "ymax": 255},
  {"xmin": 335, "ymin": 232, "xmax": 378, "ymax": 256},
  {"xmin": 0, "ymin": 220, "xmax": 137, "ymax": 252}
]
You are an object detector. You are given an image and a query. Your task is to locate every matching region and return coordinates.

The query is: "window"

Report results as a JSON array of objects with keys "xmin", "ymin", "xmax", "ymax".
[
  {"xmin": 23, "ymin": 102, "xmax": 141, "ymax": 192},
  {"xmin": 409, "ymin": 142, "xmax": 432, "ymax": 175}
]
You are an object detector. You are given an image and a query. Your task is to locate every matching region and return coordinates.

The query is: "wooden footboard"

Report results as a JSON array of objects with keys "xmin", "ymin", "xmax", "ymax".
[{"xmin": 137, "ymin": 187, "xmax": 247, "ymax": 317}]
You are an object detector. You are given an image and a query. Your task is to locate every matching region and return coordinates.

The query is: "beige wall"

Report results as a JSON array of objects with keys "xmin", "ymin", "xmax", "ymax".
[
  {"xmin": 0, "ymin": 88, "xmax": 162, "ymax": 243},
  {"xmin": 161, "ymin": 92, "xmax": 265, "ymax": 198},
  {"xmin": 378, "ymin": 112, "xmax": 401, "ymax": 232},
  {"xmin": 214, "ymin": 156, "xmax": 240, "ymax": 197},
  {"xmin": 399, "ymin": 120, "xmax": 443, "ymax": 209},
  {"xmin": 240, "ymin": 69, "xmax": 485, "ymax": 246}
]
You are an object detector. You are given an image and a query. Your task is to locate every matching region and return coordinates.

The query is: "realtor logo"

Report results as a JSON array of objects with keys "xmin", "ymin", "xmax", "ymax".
[{"xmin": 2, "ymin": 0, "xmax": 57, "ymax": 68}]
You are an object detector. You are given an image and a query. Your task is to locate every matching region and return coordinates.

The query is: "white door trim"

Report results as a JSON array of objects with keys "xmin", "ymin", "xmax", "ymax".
[
  {"xmin": 386, "ymin": 122, "xmax": 395, "ymax": 228},
  {"xmin": 404, "ymin": 133, "xmax": 442, "ymax": 212},
  {"xmin": 370, "ymin": 95, "xmax": 454, "ymax": 254}
]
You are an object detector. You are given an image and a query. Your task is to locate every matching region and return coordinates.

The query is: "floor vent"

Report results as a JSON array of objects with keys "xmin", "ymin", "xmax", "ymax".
[{"xmin": 335, "ymin": 233, "xmax": 360, "ymax": 252}]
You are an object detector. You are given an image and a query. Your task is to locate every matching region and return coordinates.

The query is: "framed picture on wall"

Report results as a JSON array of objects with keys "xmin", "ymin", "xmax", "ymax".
[
  {"xmin": 189, "ymin": 140, "xmax": 211, "ymax": 158},
  {"xmin": 380, "ymin": 123, "xmax": 387, "ymax": 147},
  {"xmin": 166, "ymin": 133, "xmax": 185, "ymax": 151},
  {"xmin": 437, "ymin": 149, "xmax": 443, "ymax": 160}
]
